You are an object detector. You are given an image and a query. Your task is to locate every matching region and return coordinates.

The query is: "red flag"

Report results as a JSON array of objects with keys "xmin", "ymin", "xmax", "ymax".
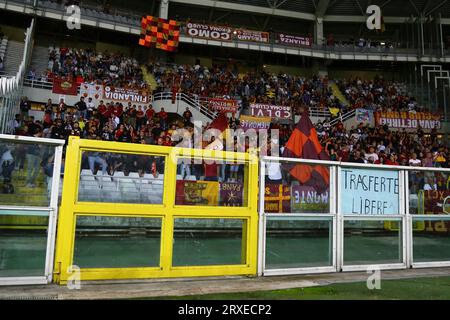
[
  {"xmin": 282, "ymin": 111, "xmax": 330, "ymax": 193},
  {"xmin": 207, "ymin": 113, "xmax": 229, "ymax": 133},
  {"xmin": 52, "ymin": 76, "xmax": 78, "ymax": 95}
]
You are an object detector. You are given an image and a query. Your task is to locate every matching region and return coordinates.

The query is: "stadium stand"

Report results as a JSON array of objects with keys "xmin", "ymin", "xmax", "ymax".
[
  {"xmin": 11, "ymin": 57, "xmax": 450, "ymax": 170},
  {"xmin": 1, "ymin": 0, "xmax": 450, "ymax": 288}
]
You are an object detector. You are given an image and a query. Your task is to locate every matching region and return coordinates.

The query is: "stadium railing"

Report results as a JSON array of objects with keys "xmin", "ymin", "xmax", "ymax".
[
  {"xmin": 0, "ymin": 19, "xmax": 35, "ymax": 134},
  {"xmin": 23, "ymin": 80, "xmax": 334, "ymax": 122},
  {"xmin": 259, "ymin": 155, "xmax": 450, "ymax": 276},
  {"xmin": 1, "ymin": 133, "xmax": 449, "ymax": 284}
]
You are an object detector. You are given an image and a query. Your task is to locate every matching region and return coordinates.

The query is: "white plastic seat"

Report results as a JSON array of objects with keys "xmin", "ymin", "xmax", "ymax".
[
  {"xmin": 119, "ymin": 176, "xmax": 134, "ymax": 184},
  {"xmin": 81, "ymin": 169, "xmax": 92, "ymax": 176},
  {"xmin": 98, "ymin": 176, "xmax": 112, "ymax": 182},
  {"xmin": 113, "ymin": 171, "xmax": 125, "ymax": 177},
  {"xmin": 80, "ymin": 174, "xmax": 96, "ymax": 182},
  {"xmin": 129, "ymin": 172, "xmax": 140, "ymax": 178}
]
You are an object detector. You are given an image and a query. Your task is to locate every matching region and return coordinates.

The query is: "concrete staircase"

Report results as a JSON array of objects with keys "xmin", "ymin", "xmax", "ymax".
[
  {"xmin": 3, "ymin": 40, "xmax": 25, "ymax": 76},
  {"xmin": 29, "ymin": 46, "xmax": 50, "ymax": 77}
]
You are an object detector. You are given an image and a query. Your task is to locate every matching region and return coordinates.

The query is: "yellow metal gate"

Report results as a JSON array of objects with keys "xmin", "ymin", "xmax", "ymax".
[{"xmin": 54, "ymin": 137, "xmax": 259, "ymax": 284}]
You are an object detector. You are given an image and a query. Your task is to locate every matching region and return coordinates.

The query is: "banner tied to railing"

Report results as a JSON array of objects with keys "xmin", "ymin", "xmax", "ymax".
[
  {"xmin": 234, "ymin": 29, "xmax": 270, "ymax": 43},
  {"xmin": 239, "ymin": 115, "xmax": 271, "ymax": 132},
  {"xmin": 208, "ymin": 98, "xmax": 239, "ymax": 113},
  {"xmin": 341, "ymin": 168, "xmax": 399, "ymax": 215},
  {"xmin": 80, "ymin": 83, "xmax": 104, "ymax": 100},
  {"xmin": 250, "ymin": 103, "xmax": 292, "ymax": 120},
  {"xmin": 52, "ymin": 76, "xmax": 77, "ymax": 96},
  {"xmin": 277, "ymin": 34, "xmax": 311, "ymax": 47},
  {"xmin": 186, "ymin": 22, "xmax": 232, "ymax": 41},
  {"xmin": 175, "ymin": 181, "xmax": 244, "ymax": 206},
  {"xmin": 103, "ymin": 86, "xmax": 151, "ymax": 103},
  {"xmin": 375, "ymin": 111, "xmax": 441, "ymax": 130}
]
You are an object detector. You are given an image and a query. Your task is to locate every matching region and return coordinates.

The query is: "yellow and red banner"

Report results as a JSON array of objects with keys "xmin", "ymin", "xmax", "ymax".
[
  {"xmin": 375, "ymin": 111, "xmax": 441, "ymax": 130},
  {"xmin": 175, "ymin": 180, "xmax": 219, "ymax": 206}
]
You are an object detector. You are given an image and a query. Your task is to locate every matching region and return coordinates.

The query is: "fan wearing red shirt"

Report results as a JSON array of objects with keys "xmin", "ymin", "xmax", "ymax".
[
  {"xmin": 113, "ymin": 103, "xmax": 124, "ymax": 119},
  {"xmin": 146, "ymin": 105, "xmax": 155, "ymax": 122},
  {"xmin": 163, "ymin": 135, "xmax": 172, "ymax": 147},
  {"xmin": 158, "ymin": 107, "xmax": 168, "ymax": 130},
  {"xmin": 43, "ymin": 110, "xmax": 53, "ymax": 129},
  {"xmin": 204, "ymin": 161, "xmax": 219, "ymax": 181},
  {"xmin": 115, "ymin": 124, "xmax": 125, "ymax": 141},
  {"xmin": 136, "ymin": 105, "xmax": 145, "ymax": 130},
  {"xmin": 98, "ymin": 101, "xmax": 108, "ymax": 123},
  {"xmin": 106, "ymin": 103, "xmax": 114, "ymax": 118}
]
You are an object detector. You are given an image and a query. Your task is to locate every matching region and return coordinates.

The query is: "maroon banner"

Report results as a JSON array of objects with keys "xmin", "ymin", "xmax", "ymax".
[
  {"xmin": 186, "ymin": 22, "xmax": 232, "ymax": 41},
  {"xmin": 278, "ymin": 34, "xmax": 312, "ymax": 47},
  {"xmin": 208, "ymin": 98, "xmax": 239, "ymax": 113},
  {"xmin": 52, "ymin": 77, "xmax": 78, "ymax": 96},
  {"xmin": 264, "ymin": 184, "xmax": 291, "ymax": 213},
  {"xmin": 250, "ymin": 103, "xmax": 292, "ymax": 120},
  {"xmin": 422, "ymin": 190, "xmax": 450, "ymax": 215},
  {"xmin": 219, "ymin": 182, "xmax": 244, "ymax": 207},
  {"xmin": 234, "ymin": 29, "xmax": 269, "ymax": 43}
]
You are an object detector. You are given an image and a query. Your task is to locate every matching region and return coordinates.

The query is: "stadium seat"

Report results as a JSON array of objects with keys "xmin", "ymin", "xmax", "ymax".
[
  {"xmin": 128, "ymin": 172, "xmax": 140, "ymax": 178},
  {"xmin": 81, "ymin": 169, "xmax": 92, "ymax": 176},
  {"xmin": 113, "ymin": 171, "xmax": 125, "ymax": 177},
  {"xmin": 80, "ymin": 174, "xmax": 96, "ymax": 182}
]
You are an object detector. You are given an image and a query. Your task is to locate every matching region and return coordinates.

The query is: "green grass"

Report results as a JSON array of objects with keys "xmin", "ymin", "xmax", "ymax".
[{"xmin": 144, "ymin": 276, "xmax": 450, "ymax": 300}]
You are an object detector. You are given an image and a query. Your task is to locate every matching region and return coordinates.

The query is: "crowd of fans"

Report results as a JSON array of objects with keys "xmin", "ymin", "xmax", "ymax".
[
  {"xmin": 338, "ymin": 76, "xmax": 425, "ymax": 113},
  {"xmin": 11, "ymin": 56, "xmax": 449, "ymax": 181},
  {"xmin": 28, "ymin": 47, "xmax": 146, "ymax": 90},
  {"xmin": 315, "ymin": 120, "xmax": 448, "ymax": 168},
  {"xmin": 151, "ymin": 61, "xmax": 343, "ymax": 114}
]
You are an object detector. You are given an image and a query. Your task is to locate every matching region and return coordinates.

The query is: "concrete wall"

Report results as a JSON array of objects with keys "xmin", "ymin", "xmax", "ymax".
[
  {"xmin": 96, "ymin": 42, "xmax": 131, "ymax": 55},
  {"xmin": 328, "ymin": 69, "xmax": 395, "ymax": 81},
  {"xmin": 174, "ymin": 54, "xmax": 213, "ymax": 68},
  {"xmin": 0, "ymin": 25, "xmax": 25, "ymax": 42},
  {"xmin": 263, "ymin": 64, "xmax": 312, "ymax": 77}
]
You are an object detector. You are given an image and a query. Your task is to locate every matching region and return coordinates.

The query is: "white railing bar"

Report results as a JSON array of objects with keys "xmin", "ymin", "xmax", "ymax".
[
  {"xmin": 0, "ymin": 134, "xmax": 65, "ymax": 146},
  {"xmin": 262, "ymin": 155, "xmax": 450, "ymax": 172}
]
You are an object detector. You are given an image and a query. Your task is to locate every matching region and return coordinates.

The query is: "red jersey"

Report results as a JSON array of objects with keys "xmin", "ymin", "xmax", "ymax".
[
  {"xmin": 158, "ymin": 111, "xmax": 168, "ymax": 120},
  {"xmin": 204, "ymin": 162, "xmax": 218, "ymax": 177},
  {"xmin": 98, "ymin": 104, "xmax": 107, "ymax": 116},
  {"xmin": 146, "ymin": 108, "xmax": 155, "ymax": 119},
  {"xmin": 136, "ymin": 110, "xmax": 145, "ymax": 119},
  {"xmin": 113, "ymin": 105, "xmax": 123, "ymax": 117}
]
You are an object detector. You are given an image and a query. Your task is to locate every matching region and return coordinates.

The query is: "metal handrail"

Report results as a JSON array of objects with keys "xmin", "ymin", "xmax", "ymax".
[
  {"xmin": 328, "ymin": 109, "xmax": 356, "ymax": 126},
  {"xmin": 152, "ymin": 92, "xmax": 217, "ymax": 121}
]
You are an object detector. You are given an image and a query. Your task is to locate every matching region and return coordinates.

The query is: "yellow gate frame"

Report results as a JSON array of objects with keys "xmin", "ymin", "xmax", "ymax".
[{"xmin": 54, "ymin": 137, "xmax": 259, "ymax": 284}]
